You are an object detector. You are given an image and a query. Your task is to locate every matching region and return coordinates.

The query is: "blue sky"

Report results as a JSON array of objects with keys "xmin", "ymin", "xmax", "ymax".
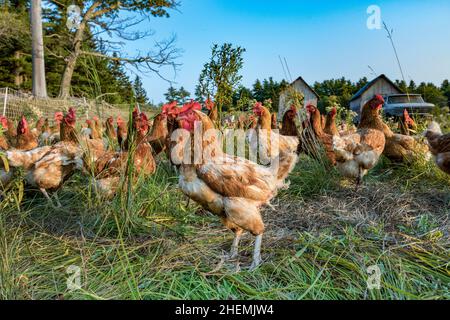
[{"xmin": 123, "ymin": 0, "xmax": 450, "ymax": 103}]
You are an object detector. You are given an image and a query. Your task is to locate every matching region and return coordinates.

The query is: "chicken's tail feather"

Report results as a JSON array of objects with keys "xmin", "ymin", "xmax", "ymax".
[{"xmin": 6, "ymin": 146, "xmax": 52, "ymax": 168}]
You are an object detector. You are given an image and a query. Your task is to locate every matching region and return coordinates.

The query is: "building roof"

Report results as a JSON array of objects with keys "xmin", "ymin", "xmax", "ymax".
[
  {"xmin": 350, "ymin": 74, "xmax": 403, "ymax": 102},
  {"xmin": 291, "ymin": 76, "xmax": 320, "ymax": 99}
]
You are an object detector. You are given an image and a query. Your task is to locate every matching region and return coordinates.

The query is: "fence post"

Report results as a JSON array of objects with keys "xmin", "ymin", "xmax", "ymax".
[{"xmin": 2, "ymin": 87, "xmax": 8, "ymax": 117}]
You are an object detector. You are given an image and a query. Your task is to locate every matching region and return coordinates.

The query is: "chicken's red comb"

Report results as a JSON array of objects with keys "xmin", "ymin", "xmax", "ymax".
[
  {"xmin": 19, "ymin": 115, "xmax": 28, "ymax": 126},
  {"xmin": 330, "ymin": 107, "xmax": 337, "ymax": 116},
  {"xmin": 17, "ymin": 116, "xmax": 28, "ymax": 134},
  {"xmin": 162, "ymin": 101, "xmax": 178, "ymax": 115},
  {"xmin": 253, "ymin": 102, "xmax": 263, "ymax": 109},
  {"xmin": 306, "ymin": 104, "xmax": 316, "ymax": 112},
  {"xmin": 140, "ymin": 112, "xmax": 148, "ymax": 122},
  {"xmin": 64, "ymin": 108, "xmax": 76, "ymax": 124},
  {"xmin": 0, "ymin": 116, "xmax": 8, "ymax": 128},
  {"xmin": 253, "ymin": 102, "xmax": 264, "ymax": 115},
  {"xmin": 179, "ymin": 100, "xmax": 202, "ymax": 114},
  {"xmin": 375, "ymin": 94, "xmax": 385, "ymax": 103}
]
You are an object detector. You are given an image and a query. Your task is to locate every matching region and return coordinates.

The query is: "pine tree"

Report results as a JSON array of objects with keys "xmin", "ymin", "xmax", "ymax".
[
  {"xmin": 0, "ymin": 2, "xmax": 31, "ymax": 90},
  {"xmin": 164, "ymin": 86, "xmax": 190, "ymax": 104},
  {"xmin": 134, "ymin": 76, "xmax": 149, "ymax": 105}
]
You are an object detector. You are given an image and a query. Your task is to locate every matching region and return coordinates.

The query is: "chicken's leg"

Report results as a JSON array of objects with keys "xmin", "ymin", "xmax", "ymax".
[
  {"xmin": 229, "ymin": 229, "xmax": 243, "ymax": 259},
  {"xmin": 40, "ymin": 188, "xmax": 56, "ymax": 208},
  {"xmin": 249, "ymin": 234, "xmax": 263, "ymax": 271},
  {"xmin": 355, "ymin": 168, "xmax": 363, "ymax": 192}
]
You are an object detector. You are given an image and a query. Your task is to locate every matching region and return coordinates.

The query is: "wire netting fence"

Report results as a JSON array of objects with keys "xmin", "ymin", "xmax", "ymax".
[{"xmin": 0, "ymin": 87, "xmax": 142, "ymax": 125}]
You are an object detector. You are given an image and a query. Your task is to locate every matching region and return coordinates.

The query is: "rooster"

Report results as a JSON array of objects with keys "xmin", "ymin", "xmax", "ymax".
[
  {"xmin": 105, "ymin": 117, "xmax": 116, "ymax": 141},
  {"xmin": 78, "ymin": 121, "xmax": 107, "ymax": 170},
  {"xmin": 148, "ymin": 112, "xmax": 170, "ymax": 157},
  {"xmin": 1, "ymin": 116, "xmax": 46, "ymax": 192},
  {"xmin": 92, "ymin": 116, "xmax": 103, "ymax": 137},
  {"xmin": 32, "ymin": 117, "xmax": 45, "ymax": 138},
  {"xmin": 1, "ymin": 117, "xmax": 17, "ymax": 144},
  {"xmin": 399, "ymin": 109, "xmax": 417, "ymax": 136},
  {"xmin": 0, "ymin": 116, "xmax": 10, "ymax": 150},
  {"xmin": 92, "ymin": 110, "xmax": 156, "ymax": 198},
  {"xmin": 359, "ymin": 99, "xmax": 428, "ymax": 162},
  {"xmin": 237, "ymin": 114, "xmax": 257, "ymax": 130},
  {"xmin": 299, "ymin": 105, "xmax": 336, "ymax": 165},
  {"xmin": 253, "ymin": 102, "xmax": 300, "ymax": 189},
  {"xmin": 147, "ymin": 102, "xmax": 179, "ymax": 157},
  {"xmin": 117, "ymin": 116, "xmax": 128, "ymax": 150},
  {"xmin": 150, "ymin": 101, "xmax": 181, "ymax": 161},
  {"xmin": 332, "ymin": 95, "xmax": 386, "ymax": 187},
  {"xmin": 85, "ymin": 119, "xmax": 102, "ymax": 140},
  {"xmin": 324, "ymin": 108, "xmax": 339, "ymax": 136},
  {"xmin": 271, "ymin": 113, "xmax": 278, "ymax": 130},
  {"xmin": 6, "ymin": 108, "xmax": 83, "ymax": 207},
  {"xmin": 280, "ymin": 105, "xmax": 299, "ymax": 137},
  {"xmin": 424, "ymin": 122, "xmax": 450, "ymax": 175},
  {"xmin": 205, "ymin": 98, "xmax": 219, "ymax": 126},
  {"xmin": 13, "ymin": 116, "xmax": 39, "ymax": 151},
  {"xmin": 175, "ymin": 103, "xmax": 282, "ymax": 270},
  {"xmin": 39, "ymin": 112, "xmax": 64, "ymax": 145}
]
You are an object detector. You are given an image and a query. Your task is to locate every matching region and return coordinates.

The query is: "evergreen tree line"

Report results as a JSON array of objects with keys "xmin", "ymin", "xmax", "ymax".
[
  {"xmin": 165, "ymin": 76, "xmax": 450, "ymax": 112},
  {"xmin": 0, "ymin": 0, "xmax": 151, "ymax": 105}
]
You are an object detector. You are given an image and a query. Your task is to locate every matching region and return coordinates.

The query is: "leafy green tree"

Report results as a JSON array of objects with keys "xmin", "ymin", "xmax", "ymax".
[
  {"xmin": 395, "ymin": 80, "xmax": 408, "ymax": 93},
  {"xmin": 232, "ymin": 85, "xmax": 253, "ymax": 111},
  {"xmin": 251, "ymin": 77, "xmax": 288, "ymax": 112},
  {"xmin": 314, "ymin": 78, "xmax": 355, "ymax": 109},
  {"xmin": 0, "ymin": 2, "xmax": 145, "ymax": 103},
  {"xmin": 408, "ymin": 80, "xmax": 417, "ymax": 92},
  {"xmin": 416, "ymin": 82, "xmax": 448, "ymax": 107},
  {"xmin": 355, "ymin": 77, "xmax": 368, "ymax": 91},
  {"xmin": 195, "ymin": 43, "xmax": 246, "ymax": 123},
  {"xmin": 0, "ymin": 2, "xmax": 31, "ymax": 90}
]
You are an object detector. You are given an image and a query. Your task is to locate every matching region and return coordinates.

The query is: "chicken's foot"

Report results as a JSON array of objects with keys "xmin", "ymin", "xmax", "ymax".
[{"xmin": 249, "ymin": 234, "xmax": 263, "ymax": 271}]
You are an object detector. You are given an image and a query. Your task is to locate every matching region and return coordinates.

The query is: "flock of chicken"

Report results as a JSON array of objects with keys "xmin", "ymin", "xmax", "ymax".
[{"xmin": 0, "ymin": 94, "xmax": 449, "ymax": 270}]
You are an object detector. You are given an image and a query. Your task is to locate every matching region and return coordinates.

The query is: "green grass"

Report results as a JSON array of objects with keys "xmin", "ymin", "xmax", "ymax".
[{"xmin": 1, "ymin": 155, "xmax": 449, "ymax": 300}]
